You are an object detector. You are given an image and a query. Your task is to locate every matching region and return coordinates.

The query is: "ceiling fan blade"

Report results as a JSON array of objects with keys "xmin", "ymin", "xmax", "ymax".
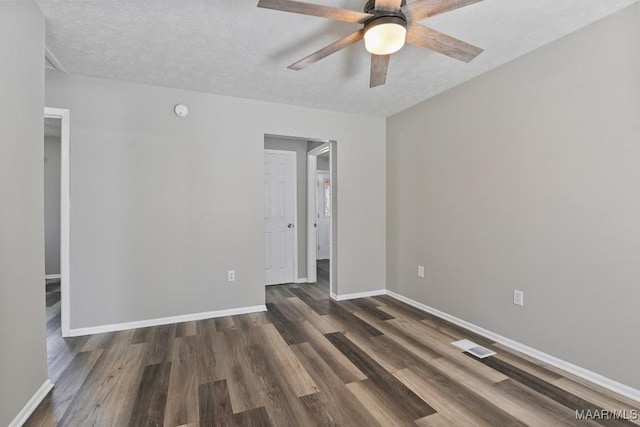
[
  {"xmin": 406, "ymin": 24, "xmax": 483, "ymax": 63},
  {"xmin": 375, "ymin": 0, "xmax": 403, "ymax": 11},
  {"xmin": 288, "ymin": 30, "xmax": 364, "ymax": 70},
  {"xmin": 402, "ymin": 0, "xmax": 482, "ymax": 23},
  {"xmin": 258, "ymin": 0, "xmax": 373, "ymax": 23},
  {"xmin": 370, "ymin": 54, "xmax": 390, "ymax": 88}
]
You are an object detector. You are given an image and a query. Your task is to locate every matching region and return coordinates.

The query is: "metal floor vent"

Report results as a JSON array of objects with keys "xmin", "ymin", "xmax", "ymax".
[{"xmin": 452, "ymin": 339, "xmax": 496, "ymax": 359}]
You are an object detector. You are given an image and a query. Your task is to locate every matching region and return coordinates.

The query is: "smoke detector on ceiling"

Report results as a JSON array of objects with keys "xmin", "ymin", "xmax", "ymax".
[{"xmin": 174, "ymin": 104, "xmax": 189, "ymax": 118}]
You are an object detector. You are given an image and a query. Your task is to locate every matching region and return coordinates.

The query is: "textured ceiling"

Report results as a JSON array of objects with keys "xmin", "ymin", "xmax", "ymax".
[{"xmin": 38, "ymin": 0, "xmax": 637, "ymax": 117}]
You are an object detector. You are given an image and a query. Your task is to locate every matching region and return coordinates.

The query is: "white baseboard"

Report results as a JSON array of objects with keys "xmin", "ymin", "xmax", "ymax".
[
  {"xmin": 386, "ymin": 290, "xmax": 640, "ymax": 403},
  {"xmin": 332, "ymin": 289, "xmax": 387, "ymax": 301},
  {"xmin": 294, "ymin": 278, "xmax": 308, "ymax": 283},
  {"xmin": 67, "ymin": 305, "xmax": 267, "ymax": 337},
  {"xmin": 9, "ymin": 379, "xmax": 54, "ymax": 427},
  {"xmin": 44, "ymin": 274, "xmax": 61, "ymax": 280}
]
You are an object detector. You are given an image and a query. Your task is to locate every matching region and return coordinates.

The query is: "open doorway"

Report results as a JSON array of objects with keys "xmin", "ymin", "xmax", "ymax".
[
  {"xmin": 43, "ymin": 108, "xmax": 70, "ymax": 347},
  {"xmin": 44, "ymin": 117, "xmax": 62, "ymax": 282},
  {"xmin": 44, "ymin": 116, "xmax": 63, "ymax": 366},
  {"xmin": 263, "ymin": 135, "xmax": 336, "ymax": 297},
  {"xmin": 305, "ymin": 141, "xmax": 335, "ymax": 296},
  {"xmin": 315, "ymin": 152, "xmax": 331, "ymax": 285}
]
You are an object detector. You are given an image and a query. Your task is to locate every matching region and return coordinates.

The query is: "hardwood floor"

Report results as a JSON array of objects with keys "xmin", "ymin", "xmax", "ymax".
[
  {"xmin": 317, "ymin": 259, "xmax": 329, "ymax": 278},
  {"xmin": 29, "ymin": 275, "xmax": 639, "ymax": 426}
]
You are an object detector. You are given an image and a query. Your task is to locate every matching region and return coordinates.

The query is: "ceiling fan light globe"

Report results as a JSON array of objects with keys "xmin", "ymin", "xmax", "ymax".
[{"xmin": 364, "ymin": 23, "xmax": 407, "ymax": 55}]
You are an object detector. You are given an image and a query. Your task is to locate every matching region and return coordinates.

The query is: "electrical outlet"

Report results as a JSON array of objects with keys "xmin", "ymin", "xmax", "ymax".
[
  {"xmin": 228, "ymin": 270, "xmax": 235, "ymax": 282},
  {"xmin": 513, "ymin": 290, "xmax": 524, "ymax": 306},
  {"xmin": 417, "ymin": 265, "xmax": 425, "ymax": 278}
]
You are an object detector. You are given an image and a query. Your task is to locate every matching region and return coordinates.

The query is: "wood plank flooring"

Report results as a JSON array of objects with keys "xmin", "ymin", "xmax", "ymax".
[{"xmin": 29, "ymin": 273, "xmax": 640, "ymax": 426}]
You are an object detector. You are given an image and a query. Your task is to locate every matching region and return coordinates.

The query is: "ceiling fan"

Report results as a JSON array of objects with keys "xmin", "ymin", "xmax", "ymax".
[{"xmin": 257, "ymin": 0, "xmax": 484, "ymax": 88}]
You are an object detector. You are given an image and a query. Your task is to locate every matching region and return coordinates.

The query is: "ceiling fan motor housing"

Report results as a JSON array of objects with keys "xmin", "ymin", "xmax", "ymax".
[
  {"xmin": 363, "ymin": 0, "xmax": 408, "ymax": 32},
  {"xmin": 363, "ymin": 0, "xmax": 407, "ymax": 14}
]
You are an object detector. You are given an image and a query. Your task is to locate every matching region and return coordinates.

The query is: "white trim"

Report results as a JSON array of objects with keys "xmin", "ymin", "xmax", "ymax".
[
  {"xmin": 306, "ymin": 153, "xmax": 318, "ymax": 284},
  {"xmin": 333, "ymin": 289, "xmax": 387, "ymax": 301},
  {"xmin": 307, "ymin": 141, "xmax": 333, "ymax": 294},
  {"xmin": 308, "ymin": 143, "xmax": 330, "ymax": 157},
  {"xmin": 44, "ymin": 108, "xmax": 71, "ymax": 338},
  {"xmin": 385, "ymin": 290, "xmax": 640, "ymax": 403},
  {"xmin": 294, "ymin": 278, "xmax": 308, "ymax": 283},
  {"xmin": 264, "ymin": 149, "xmax": 298, "ymax": 285},
  {"xmin": 329, "ymin": 141, "xmax": 335, "ymax": 296},
  {"xmin": 68, "ymin": 305, "xmax": 267, "ymax": 337},
  {"xmin": 264, "ymin": 134, "xmax": 329, "ymax": 144},
  {"xmin": 45, "ymin": 274, "xmax": 61, "ymax": 280},
  {"xmin": 8, "ymin": 379, "xmax": 54, "ymax": 427},
  {"xmin": 45, "ymin": 47, "xmax": 67, "ymax": 74},
  {"xmin": 330, "ymin": 291, "xmax": 338, "ymax": 301},
  {"xmin": 292, "ymin": 152, "xmax": 298, "ymax": 283}
]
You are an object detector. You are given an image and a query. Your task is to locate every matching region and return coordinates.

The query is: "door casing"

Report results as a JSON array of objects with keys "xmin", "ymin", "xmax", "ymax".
[
  {"xmin": 44, "ymin": 107, "xmax": 71, "ymax": 337},
  {"xmin": 307, "ymin": 142, "xmax": 331, "ymax": 286}
]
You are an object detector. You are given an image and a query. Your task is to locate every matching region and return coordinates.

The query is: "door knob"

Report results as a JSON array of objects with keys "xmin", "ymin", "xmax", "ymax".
[{"xmin": 288, "ymin": 223, "xmax": 294, "ymax": 228}]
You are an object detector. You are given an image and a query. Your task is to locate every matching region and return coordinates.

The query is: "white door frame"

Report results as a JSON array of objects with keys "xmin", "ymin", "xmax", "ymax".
[
  {"xmin": 264, "ymin": 149, "xmax": 298, "ymax": 284},
  {"xmin": 44, "ymin": 107, "xmax": 71, "ymax": 337},
  {"xmin": 307, "ymin": 143, "xmax": 332, "ymax": 290}
]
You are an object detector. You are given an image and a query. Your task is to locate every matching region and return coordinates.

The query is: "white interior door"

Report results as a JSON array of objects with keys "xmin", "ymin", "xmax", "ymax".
[
  {"xmin": 264, "ymin": 150, "xmax": 296, "ymax": 285},
  {"xmin": 316, "ymin": 172, "xmax": 331, "ymax": 260}
]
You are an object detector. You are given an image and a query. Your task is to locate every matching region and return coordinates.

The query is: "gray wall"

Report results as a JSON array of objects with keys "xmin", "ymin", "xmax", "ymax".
[
  {"xmin": 264, "ymin": 136, "xmax": 309, "ymax": 279},
  {"xmin": 387, "ymin": 4, "xmax": 640, "ymax": 389},
  {"xmin": 0, "ymin": 2, "xmax": 48, "ymax": 425},
  {"xmin": 45, "ymin": 71, "xmax": 386, "ymax": 329},
  {"xmin": 45, "ymin": 136, "xmax": 61, "ymax": 276},
  {"xmin": 317, "ymin": 155, "xmax": 329, "ymax": 172}
]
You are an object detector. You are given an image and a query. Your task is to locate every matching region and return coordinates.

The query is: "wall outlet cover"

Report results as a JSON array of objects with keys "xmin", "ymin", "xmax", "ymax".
[
  {"xmin": 514, "ymin": 290, "xmax": 524, "ymax": 306},
  {"xmin": 418, "ymin": 265, "xmax": 425, "ymax": 278}
]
